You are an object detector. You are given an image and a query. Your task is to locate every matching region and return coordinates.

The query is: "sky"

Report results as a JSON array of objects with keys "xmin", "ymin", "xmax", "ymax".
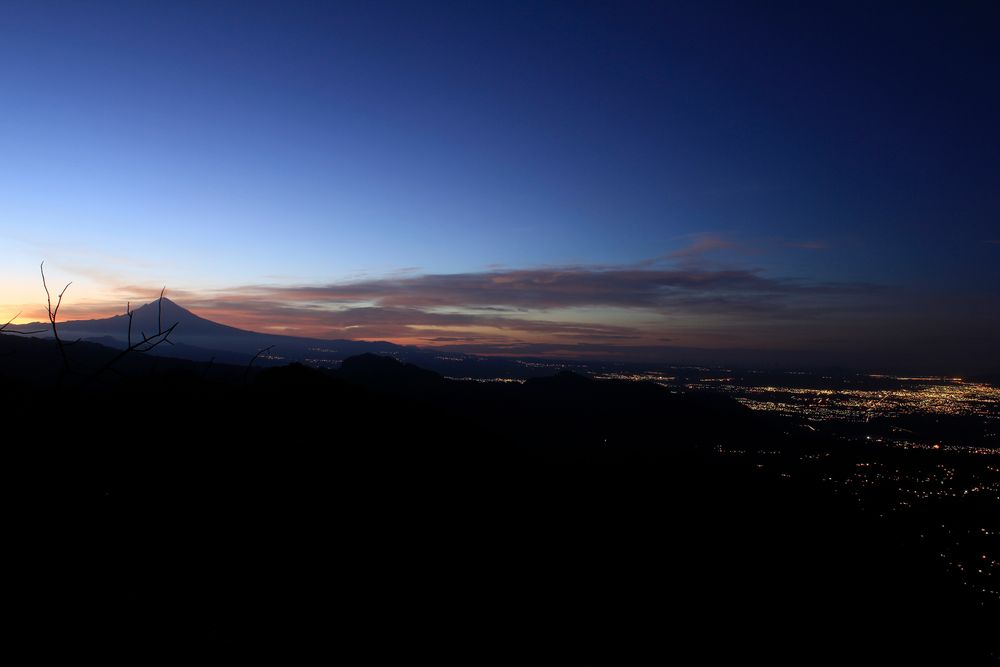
[{"xmin": 1, "ymin": 1, "xmax": 999, "ymax": 371}]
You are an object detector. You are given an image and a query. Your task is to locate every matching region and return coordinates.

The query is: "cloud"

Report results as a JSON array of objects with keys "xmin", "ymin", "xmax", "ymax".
[
  {"xmin": 667, "ymin": 233, "xmax": 737, "ymax": 259},
  {"xmin": 128, "ymin": 262, "xmax": 886, "ymax": 357},
  {"xmin": 9, "ymin": 257, "xmax": 997, "ymax": 371},
  {"xmin": 13, "ymin": 259, "xmax": 900, "ymax": 360},
  {"xmin": 197, "ymin": 265, "xmax": 874, "ymax": 314},
  {"xmin": 186, "ymin": 300, "xmax": 645, "ymax": 342}
]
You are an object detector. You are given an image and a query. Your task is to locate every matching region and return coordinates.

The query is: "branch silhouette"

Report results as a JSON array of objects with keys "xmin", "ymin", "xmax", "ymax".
[
  {"xmin": 86, "ymin": 291, "xmax": 179, "ymax": 384},
  {"xmin": 40, "ymin": 261, "xmax": 74, "ymax": 374},
  {"xmin": 0, "ymin": 311, "xmax": 45, "ymax": 358},
  {"xmin": 0, "ymin": 312, "xmax": 46, "ymax": 336},
  {"xmin": 126, "ymin": 302, "xmax": 134, "ymax": 348},
  {"xmin": 35, "ymin": 263, "xmax": 181, "ymax": 385},
  {"xmin": 245, "ymin": 345, "xmax": 275, "ymax": 381}
]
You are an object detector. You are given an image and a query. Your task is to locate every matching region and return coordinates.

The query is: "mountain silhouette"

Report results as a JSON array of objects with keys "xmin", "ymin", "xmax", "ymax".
[
  {"xmin": 11, "ymin": 297, "xmax": 407, "ymax": 365},
  {"xmin": 7, "ymin": 298, "xmax": 582, "ymax": 377},
  {"xmin": 340, "ymin": 353, "xmax": 443, "ymax": 381},
  {"xmin": 117, "ymin": 297, "xmax": 244, "ymax": 337}
]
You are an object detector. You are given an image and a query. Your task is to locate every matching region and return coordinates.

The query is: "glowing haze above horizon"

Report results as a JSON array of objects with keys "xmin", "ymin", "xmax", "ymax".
[{"xmin": 2, "ymin": 2, "xmax": 999, "ymax": 372}]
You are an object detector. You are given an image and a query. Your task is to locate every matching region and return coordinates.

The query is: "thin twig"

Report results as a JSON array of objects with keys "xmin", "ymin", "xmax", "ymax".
[
  {"xmin": 0, "ymin": 312, "xmax": 46, "ymax": 335},
  {"xmin": 40, "ymin": 262, "xmax": 72, "ymax": 373},
  {"xmin": 126, "ymin": 302, "xmax": 133, "ymax": 349},
  {"xmin": 84, "ymin": 288, "xmax": 179, "ymax": 385},
  {"xmin": 245, "ymin": 345, "xmax": 275, "ymax": 381},
  {"xmin": 84, "ymin": 321, "xmax": 180, "ymax": 386}
]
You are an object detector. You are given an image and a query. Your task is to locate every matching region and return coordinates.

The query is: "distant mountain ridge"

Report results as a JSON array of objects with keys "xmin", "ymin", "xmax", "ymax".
[
  {"xmin": 6, "ymin": 297, "xmax": 835, "ymax": 377},
  {"xmin": 8, "ymin": 297, "xmax": 555, "ymax": 377},
  {"xmin": 105, "ymin": 297, "xmax": 247, "ymax": 337},
  {"xmin": 16, "ymin": 298, "xmax": 992, "ymax": 380},
  {"xmin": 9, "ymin": 297, "xmax": 407, "ymax": 366}
]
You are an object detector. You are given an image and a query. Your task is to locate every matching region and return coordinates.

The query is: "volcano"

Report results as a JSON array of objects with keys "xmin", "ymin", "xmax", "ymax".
[{"xmin": 9, "ymin": 297, "xmax": 406, "ymax": 367}]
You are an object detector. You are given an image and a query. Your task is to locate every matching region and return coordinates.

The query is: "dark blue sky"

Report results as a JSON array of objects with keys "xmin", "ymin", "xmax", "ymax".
[{"xmin": 2, "ymin": 1, "xmax": 998, "ymax": 369}]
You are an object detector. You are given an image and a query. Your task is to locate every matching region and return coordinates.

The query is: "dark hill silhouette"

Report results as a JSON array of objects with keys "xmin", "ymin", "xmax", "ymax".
[
  {"xmin": 339, "ymin": 352, "xmax": 445, "ymax": 388},
  {"xmin": 340, "ymin": 352, "xmax": 437, "ymax": 377},
  {"xmin": 3, "ymin": 336, "xmax": 996, "ymax": 662}
]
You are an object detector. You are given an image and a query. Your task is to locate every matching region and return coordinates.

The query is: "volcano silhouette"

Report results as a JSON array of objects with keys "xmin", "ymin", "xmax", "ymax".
[{"xmin": 12, "ymin": 297, "xmax": 405, "ymax": 365}]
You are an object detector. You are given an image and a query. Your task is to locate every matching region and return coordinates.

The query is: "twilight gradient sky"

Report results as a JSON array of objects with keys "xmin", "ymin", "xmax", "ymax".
[{"xmin": 2, "ymin": 2, "xmax": 999, "ymax": 371}]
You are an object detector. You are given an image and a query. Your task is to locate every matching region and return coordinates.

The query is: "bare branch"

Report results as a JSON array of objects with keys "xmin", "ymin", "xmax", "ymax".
[
  {"xmin": 41, "ymin": 262, "xmax": 51, "ymax": 318},
  {"xmin": 245, "ymin": 345, "xmax": 275, "ymax": 381},
  {"xmin": 84, "ymin": 321, "xmax": 179, "ymax": 386},
  {"xmin": 40, "ymin": 261, "xmax": 72, "ymax": 373},
  {"xmin": 126, "ymin": 302, "xmax": 133, "ymax": 349},
  {"xmin": 0, "ymin": 312, "xmax": 46, "ymax": 335},
  {"xmin": 53, "ymin": 281, "xmax": 72, "ymax": 322},
  {"xmin": 134, "ymin": 322, "xmax": 179, "ymax": 353},
  {"xmin": 1, "ymin": 312, "xmax": 20, "ymax": 332},
  {"xmin": 35, "ymin": 264, "xmax": 182, "ymax": 387}
]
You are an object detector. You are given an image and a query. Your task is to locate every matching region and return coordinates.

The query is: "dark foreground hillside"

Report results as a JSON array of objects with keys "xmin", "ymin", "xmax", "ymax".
[{"xmin": 3, "ymin": 337, "xmax": 997, "ymax": 663}]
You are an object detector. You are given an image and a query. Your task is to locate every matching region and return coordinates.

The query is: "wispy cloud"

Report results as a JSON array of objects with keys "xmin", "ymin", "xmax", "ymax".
[
  {"xmin": 194, "ymin": 265, "xmax": 875, "ymax": 313},
  {"xmin": 12, "ymin": 258, "xmax": 900, "ymax": 359},
  {"xmin": 129, "ymin": 262, "xmax": 884, "ymax": 355},
  {"xmin": 666, "ymin": 233, "xmax": 737, "ymax": 259}
]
